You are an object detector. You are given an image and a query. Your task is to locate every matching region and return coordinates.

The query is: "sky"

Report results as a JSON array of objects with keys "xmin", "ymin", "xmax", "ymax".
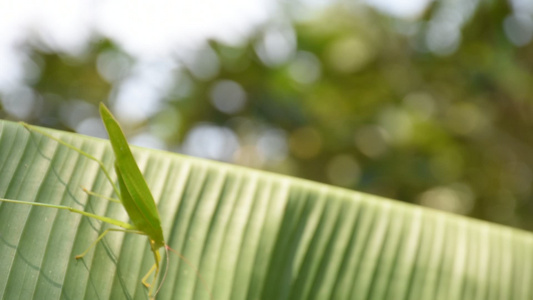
[
  {"xmin": 0, "ymin": 0, "xmax": 431, "ymax": 86},
  {"xmin": 0, "ymin": 0, "xmax": 274, "ymax": 88},
  {"xmin": 0, "ymin": 0, "xmax": 434, "ymax": 139},
  {"xmin": 2, "ymin": 0, "xmax": 530, "ymax": 131}
]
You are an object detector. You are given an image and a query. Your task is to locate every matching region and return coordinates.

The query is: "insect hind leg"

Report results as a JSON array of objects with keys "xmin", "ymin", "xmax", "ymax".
[
  {"xmin": 82, "ymin": 187, "xmax": 121, "ymax": 203},
  {"xmin": 75, "ymin": 228, "xmax": 141, "ymax": 260},
  {"xmin": 21, "ymin": 122, "xmax": 122, "ymax": 199},
  {"xmin": 141, "ymin": 263, "xmax": 157, "ymax": 288}
]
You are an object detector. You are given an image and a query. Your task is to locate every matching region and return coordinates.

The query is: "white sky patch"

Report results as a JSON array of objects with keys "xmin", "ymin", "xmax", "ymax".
[
  {"xmin": 0, "ymin": 0, "xmax": 276, "ymax": 89},
  {"xmin": 113, "ymin": 57, "xmax": 177, "ymax": 123},
  {"xmin": 0, "ymin": 0, "xmax": 434, "ymax": 138},
  {"xmin": 0, "ymin": 0, "xmax": 278, "ymax": 130},
  {"xmin": 0, "ymin": 48, "xmax": 24, "ymax": 91},
  {"xmin": 0, "ymin": 0, "xmax": 94, "ymax": 54},
  {"xmin": 364, "ymin": 0, "xmax": 432, "ymax": 19},
  {"xmin": 94, "ymin": 0, "xmax": 275, "ymax": 59},
  {"xmin": 0, "ymin": 0, "xmax": 426, "ymax": 92},
  {"xmin": 181, "ymin": 123, "xmax": 240, "ymax": 161}
]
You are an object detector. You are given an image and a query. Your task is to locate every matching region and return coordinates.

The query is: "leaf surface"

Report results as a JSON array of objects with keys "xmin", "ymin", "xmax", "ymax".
[{"xmin": 0, "ymin": 120, "xmax": 532, "ymax": 300}]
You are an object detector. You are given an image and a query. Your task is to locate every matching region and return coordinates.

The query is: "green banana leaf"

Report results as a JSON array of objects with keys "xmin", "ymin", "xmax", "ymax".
[{"xmin": 1, "ymin": 119, "xmax": 532, "ymax": 300}]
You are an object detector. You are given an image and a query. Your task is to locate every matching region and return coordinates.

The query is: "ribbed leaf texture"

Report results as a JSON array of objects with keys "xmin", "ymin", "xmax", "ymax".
[{"xmin": 1, "ymin": 120, "xmax": 532, "ymax": 300}]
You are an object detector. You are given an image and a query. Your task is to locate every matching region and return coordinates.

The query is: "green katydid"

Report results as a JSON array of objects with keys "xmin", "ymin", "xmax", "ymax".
[{"xmin": 0, "ymin": 103, "xmax": 212, "ymax": 299}]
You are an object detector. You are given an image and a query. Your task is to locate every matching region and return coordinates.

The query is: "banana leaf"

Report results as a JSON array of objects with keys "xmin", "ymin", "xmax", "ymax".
[{"xmin": 1, "ymin": 119, "xmax": 532, "ymax": 300}]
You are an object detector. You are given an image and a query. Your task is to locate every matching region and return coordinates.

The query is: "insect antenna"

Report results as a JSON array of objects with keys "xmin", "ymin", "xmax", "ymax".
[{"xmin": 160, "ymin": 244, "xmax": 214, "ymax": 300}]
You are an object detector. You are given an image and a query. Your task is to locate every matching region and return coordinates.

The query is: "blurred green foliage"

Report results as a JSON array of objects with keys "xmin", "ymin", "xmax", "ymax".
[{"xmin": 1, "ymin": 1, "xmax": 533, "ymax": 230}]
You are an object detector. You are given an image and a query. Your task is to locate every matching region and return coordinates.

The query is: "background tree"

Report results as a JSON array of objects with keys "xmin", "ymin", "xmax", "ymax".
[{"xmin": 1, "ymin": 0, "xmax": 532, "ymax": 230}]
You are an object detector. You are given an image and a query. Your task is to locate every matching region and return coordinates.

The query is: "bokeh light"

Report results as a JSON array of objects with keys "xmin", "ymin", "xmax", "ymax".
[{"xmin": 1, "ymin": 0, "xmax": 533, "ymax": 231}]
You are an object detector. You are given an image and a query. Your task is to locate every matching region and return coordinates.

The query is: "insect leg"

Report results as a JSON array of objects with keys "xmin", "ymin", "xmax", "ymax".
[
  {"xmin": 82, "ymin": 187, "xmax": 121, "ymax": 203},
  {"xmin": 142, "ymin": 263, "xmax": 157, "ymax": 288},
  {"xmin": 21, "ymin": 122, "xmax": 122, "ymax": 199},
  {"xmin": 75, "ymin": 228, "xmax": 142, "ymax": 259}
]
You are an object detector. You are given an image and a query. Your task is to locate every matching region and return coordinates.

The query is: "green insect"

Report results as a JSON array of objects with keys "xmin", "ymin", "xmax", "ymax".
[{"xmin": 0, "ymin": 103, "xmax": 210, "ymax": 299}]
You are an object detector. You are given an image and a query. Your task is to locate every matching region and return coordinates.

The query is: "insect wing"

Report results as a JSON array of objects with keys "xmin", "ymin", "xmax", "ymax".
[{"xmin": 99, "ymin": 103, "xmax": 164, "ymax": 247}]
